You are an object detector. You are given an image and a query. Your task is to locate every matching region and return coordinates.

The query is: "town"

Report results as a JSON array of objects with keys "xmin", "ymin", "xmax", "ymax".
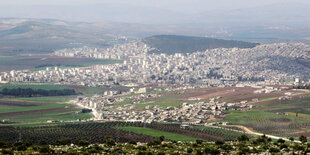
[{"xmin": 0, "ymin": 42, "xmax": 309, "ymax": 87}]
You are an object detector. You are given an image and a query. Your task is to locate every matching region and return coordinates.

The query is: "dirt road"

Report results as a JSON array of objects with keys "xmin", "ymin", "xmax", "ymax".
[{"xmin": 227, "ymin": 125, "xmax": 301, "ymax": 143}]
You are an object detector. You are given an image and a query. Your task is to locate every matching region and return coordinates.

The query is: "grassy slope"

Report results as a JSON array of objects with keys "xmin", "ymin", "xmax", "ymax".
[
  {"xmin": 0, "ymin": 103, "xmax": 71, "ymax": 114},
  {"xmin": 118, "ymin": 127, "xmax": 196, "ymax": 142}
]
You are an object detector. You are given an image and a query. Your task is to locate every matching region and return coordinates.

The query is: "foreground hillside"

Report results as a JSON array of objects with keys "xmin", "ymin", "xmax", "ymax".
[
  {"xmin": 0, "ymin": 134, "xmax": 308, "ymax": 154},
  {"xmin": 143, "ymin": 35, "xmax": 259, "ymax": 55}
]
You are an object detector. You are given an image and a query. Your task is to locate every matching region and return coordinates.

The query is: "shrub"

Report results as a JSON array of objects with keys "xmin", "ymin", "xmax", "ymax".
[
  {"xmin": 269, "ymin": 147, "xmax": 280, "ymax": 153},
  {"xmin": 299, "ymin": 135, "xmax": 307, "ymax": 143},
  {"xmin": 56, "ymin": 138, "xmax": 71, "ymax": 145},
  {"xmin": 238, "ymin": 134, "xmax": 249, "ymax": 142},
  {"xmin": 39, "ymin": 146, "xmax": 50, "ymax": 154},
  {"xmin": 215, "ymin": 139, "xmax": 225, "ymax": 146}
]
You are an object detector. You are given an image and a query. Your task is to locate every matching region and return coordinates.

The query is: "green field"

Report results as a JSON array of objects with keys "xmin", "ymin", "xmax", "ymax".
[
  {"xmin": 118, "ymin": 127, "xmax": 196, "ymax": 142},
  {"xmin": 4, "ymin": 96, "xmax": 74, "ymax": 103},
  {"xmin": 0, "ymin": 84, "xmax": 71, "ymax": 91},
  {"xmin": 222, "ymin": 94, "xmax": 310, "ymax": 136},
  {"xmin": 114, "ymin": 100, "xmax": 133, "ymax": 106},
  {"xmin": 0, "ymin": 103, "xmax": 71, "ymax": 114},
  {"xmin": 223, "ymin": 110, "xmax": 307, "ymax": 125},
  {"xmin": 135, "ymin": 102, "xmax": 185, "ymax": 108},
  {"xmin": 0, "ymin": 101, "xmax": 92, "ymax": 124}
]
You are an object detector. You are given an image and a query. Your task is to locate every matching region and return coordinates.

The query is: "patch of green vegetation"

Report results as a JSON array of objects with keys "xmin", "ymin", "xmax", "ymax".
[
  {"xmin": 223, "ymin": 110, "xmax": 307, "ymax": 125},
  {"xmin": 7, "ymin": 96, "xmax": 74, "ymax": 103},
  {"xmin": 0, "ymin": 103, "xmax": 71, "ymax": 114},
  {"xmin": 0, "ymin": 84, "xmax": 70, "ymax": 91},
  {"xmin": 285, "ymin": 112, "xmax": 310, "ymax": 118},
  {"xmin": 135, "ymin": 102, "xmax": 184, "ymax": 108},
  {"xmin": 118, "ymin": 127, "xmax": 196, "ymax": 141},
  {"xmin": 268, "ymin": 97, "xmax": 310, "ymax": 107},
  {"xmin": 114, "ymin": 100, "xmax": 133, "ymax": 106},
  {"xmin": 143, "ymin": 35, "xmax": 259, "ymax": 55}
]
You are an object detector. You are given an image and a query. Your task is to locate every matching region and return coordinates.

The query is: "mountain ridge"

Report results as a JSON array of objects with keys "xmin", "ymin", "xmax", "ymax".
[{"xmin": 143, "ymin": 35, "xmax": 259, "ymax": 55}]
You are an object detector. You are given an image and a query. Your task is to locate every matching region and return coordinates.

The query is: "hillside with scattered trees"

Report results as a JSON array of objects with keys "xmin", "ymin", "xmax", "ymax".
[{"xmin": 143, "ymin": 35, "xmax": 259, "ymax": 55}]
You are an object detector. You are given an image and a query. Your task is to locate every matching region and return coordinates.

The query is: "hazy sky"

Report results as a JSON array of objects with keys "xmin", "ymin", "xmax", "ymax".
[
  {"xmin": 0, "ymin": 0, "xmax": 306, "ymax": 12},
  {"xmin": 0, "ymin": 0, "xmax": 309, "ymax": 25}
]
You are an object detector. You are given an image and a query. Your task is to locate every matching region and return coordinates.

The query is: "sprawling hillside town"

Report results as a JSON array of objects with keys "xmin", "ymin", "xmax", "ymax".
[
  {"xmin": 0, "ymin": 42, "xmax": 309, "ymax": 87},
  {"xmin": 0, "ymin": 41, "xmax": 309, "ymax": 124}
]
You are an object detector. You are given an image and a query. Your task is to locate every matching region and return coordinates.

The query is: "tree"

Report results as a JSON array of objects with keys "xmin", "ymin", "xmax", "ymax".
[
  {"xmin": 39, "ymin": 145, "xmax": 50, "ymax": 154},
  {"xmin": 238, "ymin": 134, "xmax": 249, "ymax": 142},
  {"xmin": 0, "ymin": 139, "xmax": 6, "ymax": 148},
  {"xmin": 269, "ymin": 147, "xmax": 280, "ymax": 153},
  {"xmin": 103, "ymin": 136, "xmax": 115, "ymax": 146},
  {"xmin": 277, "ymin": 138, "xmax": 285, "ymax": 144},
  {"xmin": 159, "ymin": 136, "xmax": 165, "ymax": 142},
  {"xmin": 299, "ymin": 135, "xmax": 307, "ymax": 144},
  {"xmin": 38, "ymin": 140, "xmax": 48, "ymax": 146},
  {"xmin": 129, "ymin": 140, "xmax": 137, "ymax": 145},
  {"xmin": 56, "ymin": 138, "xmax": 71, "ymax": 146},
  {"xmin": 75, "ymin": 139, "xmax": 89, "ymax": 147},
  {"xmin": 289, "ymin": 137, "xmax": 294, "ymax": 143},
  {"xmin": 196, "ymin": 139, "xmax": 203, "ymax": 145},
  {"xmin": 187, "ymin": 148, "xmax": 193, "ymax": 153},
  {"xmin": 215, "ymin": 139, "xmax": 225, "ymax": 146}
]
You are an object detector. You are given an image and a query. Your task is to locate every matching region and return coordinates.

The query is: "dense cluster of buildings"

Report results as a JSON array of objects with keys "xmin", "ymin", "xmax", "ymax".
[
  {"xmin": 54, "ymin": 42, "xmax": 151, "ymax": 59},
  {"xmin": 71, "ymin": 89, "xmax": 253, "ymax": 124},
  {"xmin": 0, "ymin": 42, "xmax": 309, "ymax": 86}
]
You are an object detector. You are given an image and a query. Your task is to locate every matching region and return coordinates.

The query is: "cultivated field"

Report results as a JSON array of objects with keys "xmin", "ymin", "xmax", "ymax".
[
  {"xmin": 0, "ymin": 100, "xmax": 92, "ymax": 125},
  {"xmin": 0, "ymin": 122, "xmax": 249, "ymax": 144}
]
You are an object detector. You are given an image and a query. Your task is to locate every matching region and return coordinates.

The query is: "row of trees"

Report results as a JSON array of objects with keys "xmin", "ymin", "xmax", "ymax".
[
  {"xmin": 0, "ymin": 88, "xmax": 76, "ymax": 97},
  {"xmin": 294, "ymin": 85, "xmax": 310, "ymax": 90}
]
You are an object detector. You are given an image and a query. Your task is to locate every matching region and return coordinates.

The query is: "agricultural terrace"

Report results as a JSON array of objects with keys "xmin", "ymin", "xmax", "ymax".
[
  {"xmin": 118, "ymin": 127, "xmax": 196, "ymax": 142},
  {"xmin": 0, "ymin": 99, "xmax": 92, "ymax": 124},
  {"xmin": 220, "ymin": 90, "xmax": 310, "ymax": 138},
  {"xmin": 0, "ymin": 122, "xmax": 251, "ymax": 144}
]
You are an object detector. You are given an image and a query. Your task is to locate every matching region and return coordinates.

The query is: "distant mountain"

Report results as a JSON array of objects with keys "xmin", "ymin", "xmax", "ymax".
[
  {"xmin": 0, "ymin": 18, "xmax": 204, "ymax": 56},
  {"xmin": 142, "ymin": 35, "xmax": 259, "ymax": 55}
]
